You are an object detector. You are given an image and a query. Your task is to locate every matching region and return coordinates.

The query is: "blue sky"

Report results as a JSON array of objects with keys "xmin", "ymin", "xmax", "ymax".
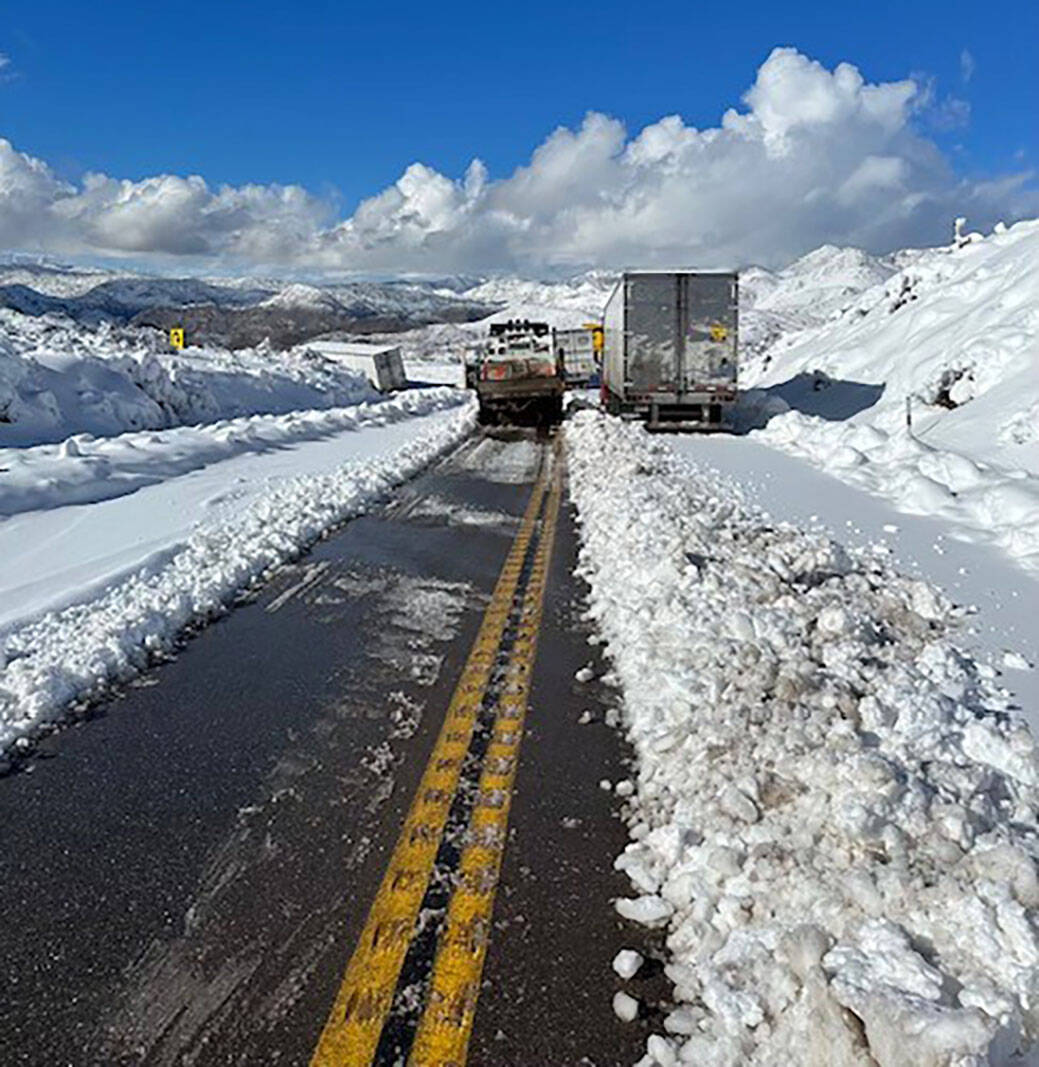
[
  {"xmin": 4, "ymin": 0, "xmax": 1034, "ymax": 206},
  {"xmin": 0, "ymin": 0, "xmax": 1036, "ymax": 273}
]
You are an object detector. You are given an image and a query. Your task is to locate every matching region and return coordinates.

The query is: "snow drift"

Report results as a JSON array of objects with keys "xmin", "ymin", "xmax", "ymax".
[
  {"xmin": 744, "ymin": 218, "xmax": 1039, "ymax": 575},
  {"xmin": 568, "ymin": 413, "xmax": 1039, "ymax": 1066},
  {"xmin": 0, "ymin": 309, "xmax": 382, "ymax": 447}
]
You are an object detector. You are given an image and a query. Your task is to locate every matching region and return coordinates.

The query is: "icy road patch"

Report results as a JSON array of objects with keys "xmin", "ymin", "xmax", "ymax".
[
  {"xmin": 0, "ymin": 398, "xmax": 475, "ymax": 762},
  {"xmin": 567, "ymin": 413, "xmax": 1039, "ymax": 1066}
]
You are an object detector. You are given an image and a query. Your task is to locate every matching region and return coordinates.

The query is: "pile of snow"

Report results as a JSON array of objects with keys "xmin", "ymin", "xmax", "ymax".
[
  {"xmin": 758, "ymin": 416, "xmax": 1039, "ymax": 576},
  {"xmin": 744, "ymin": 218, "xmax": 1039, "ymax": 573},
  {"xmin": 0, "ymin": 395, "xmax": 474, "ymax": 761},
  {"xmin": 0, "ymin": 309, "xmax": 383, "ymax": 446},
  {"xmin": 568, "ymin": 413, "xmax": 1039, "ymax": 1067},
  {"xmin": 0, "ymin": 388, "xmax": 459, "ymax": 516}
]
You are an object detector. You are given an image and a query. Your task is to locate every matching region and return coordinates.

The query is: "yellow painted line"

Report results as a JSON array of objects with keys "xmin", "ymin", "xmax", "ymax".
[
  {"xmin": 309, "ymin": 462, "xmax": 550, "ymax": 1067},
  {"xmin": 409, "ymin": 444, "xmax": 564, "ymax": 1066}
]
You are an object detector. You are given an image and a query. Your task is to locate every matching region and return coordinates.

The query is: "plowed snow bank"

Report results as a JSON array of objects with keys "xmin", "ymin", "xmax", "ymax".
[
  {"xmin": 567, "ymin": 412, "xmax": 1039, "ymax": 1066},
  {"xmin": 0, "ymin": 400, "xmax": 475, "ymax": 761}
]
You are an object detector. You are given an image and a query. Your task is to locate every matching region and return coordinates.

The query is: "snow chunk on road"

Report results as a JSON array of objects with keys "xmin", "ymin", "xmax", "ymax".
[
  {"xmin": 613, "ymin": 949, "xmax": 645, "ymax": 979},
  {"xmin": 613, "ymin": 991, "xmax": 640, "ymax": 1022},
  {"xmin": 0, "ymin": 398, "xmax": 475, "ymax": 760},
  {"xmin": 567, "ymin": 412, "xmax": 1039, "ymax": 1066}
]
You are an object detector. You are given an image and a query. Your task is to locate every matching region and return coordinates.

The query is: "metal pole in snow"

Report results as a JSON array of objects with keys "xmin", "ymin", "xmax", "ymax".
[{"xmin": 906, "ymin": 395, "xmax": 912, "ymax": 433}]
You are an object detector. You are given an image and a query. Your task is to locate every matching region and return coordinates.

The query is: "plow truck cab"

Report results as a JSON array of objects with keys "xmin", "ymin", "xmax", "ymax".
[{"xmin": 475, "ymin": 320, "xmax": 565, "ymax": 426}]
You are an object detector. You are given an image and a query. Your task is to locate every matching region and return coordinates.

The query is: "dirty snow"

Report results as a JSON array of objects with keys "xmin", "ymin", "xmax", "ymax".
[{"xmin": 568, "ymin": 412, "xmax": 1039, "ymax": 1067}]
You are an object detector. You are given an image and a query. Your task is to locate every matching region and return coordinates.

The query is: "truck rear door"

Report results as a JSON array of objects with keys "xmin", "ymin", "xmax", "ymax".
[
  {"xmin": 626, "ymin": 274, "xmax": 680, "ymax": 395},
  {"xmin": 680, "ymin": 274, "xmax": 738, "ymax": 391}
]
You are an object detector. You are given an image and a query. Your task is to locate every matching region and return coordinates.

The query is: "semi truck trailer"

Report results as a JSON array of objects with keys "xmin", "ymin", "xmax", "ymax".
[
  {"xmin": 306, "ymin": 340, "xmax": 407, "ymax": 392},
  {"xmin": 601, "ymin": 271, "xmax": 738, "ymax": 431}
]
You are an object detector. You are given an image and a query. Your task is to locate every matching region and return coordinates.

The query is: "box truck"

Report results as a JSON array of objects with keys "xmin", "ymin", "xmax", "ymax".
[
  {"xmin": 602, "ymin": 271, "xmax": 738, "ymax": 430},
  {"xmin": 554, "ymin": 327, "xmax": 598, "ymax": 386}
]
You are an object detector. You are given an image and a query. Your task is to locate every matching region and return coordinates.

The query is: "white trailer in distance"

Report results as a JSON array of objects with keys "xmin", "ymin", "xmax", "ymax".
[{"xmin": 306, "ymin": 340, "xmax": 407, "ymax": 392}]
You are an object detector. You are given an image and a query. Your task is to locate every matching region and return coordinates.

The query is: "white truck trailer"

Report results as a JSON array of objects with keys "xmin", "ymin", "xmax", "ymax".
[
  {"xmin": 602, "ymin": 271, "xmax": 738, "ymax": 431},
  {"xmin": 306, "ymin": 340, "xmax": 407, "ymax": 392},
  {"xmin": 554, "ymin": 327, "xmax": 598, "ymax": 386}
]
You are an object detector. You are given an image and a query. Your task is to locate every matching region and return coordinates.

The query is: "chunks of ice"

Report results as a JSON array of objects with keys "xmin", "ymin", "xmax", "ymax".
[
  {"xmin": 1003, "ymin": 649, "xmax": 1033, "ymax": 670},
  {"xmin": 612, "ymin": 948, "xmax": 644, "ymax": 979},
  {"xmin": 612, "ymin": 990, "xmax": 639, "ymax": 1022},
  {"xmin": 646, "ymin": 1034, "xmax": 678, "ymax": 1066},
  {"xmin": 616, "ymin": 894, "xmax": 673, "ymax": 927},
  {"xmin": 567, "ymin": 412, "xmax": 1039, "ymax": 1065}
]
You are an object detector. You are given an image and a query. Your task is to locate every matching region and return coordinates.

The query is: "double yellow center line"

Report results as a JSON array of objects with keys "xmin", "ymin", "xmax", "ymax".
[{"xmin": 311, "ymin": 442, "xmax": 563, "ymax": 1066}]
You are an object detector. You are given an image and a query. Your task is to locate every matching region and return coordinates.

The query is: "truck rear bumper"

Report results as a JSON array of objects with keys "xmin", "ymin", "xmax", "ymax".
[{"xmin": 605, "ymin": 391, "xmax": 738, "ymax": 432}]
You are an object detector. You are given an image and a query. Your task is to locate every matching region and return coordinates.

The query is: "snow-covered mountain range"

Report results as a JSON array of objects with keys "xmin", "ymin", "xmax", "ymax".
[{"xmin": 0, "ymin": 259, "xmax": 497, "ymax": 350}]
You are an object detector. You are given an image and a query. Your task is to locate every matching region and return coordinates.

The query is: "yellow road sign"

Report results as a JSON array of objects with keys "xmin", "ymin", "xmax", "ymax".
[
  {"xmin": 169, "ymin": 327, "xmax": 185, "ymax": 350},
  {"xmin": 709, "ymin": 323, "xmax": 728, "ymax": 343},
  {"xmin": 582, "ymin": 322, "xmax": 604, "ymax": 353}
]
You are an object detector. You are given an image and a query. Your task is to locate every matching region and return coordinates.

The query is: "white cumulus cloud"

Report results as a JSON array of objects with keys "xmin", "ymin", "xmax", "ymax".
[{"xmin": 0, "ymin": 47, "xmax": 1035, "ymax": 274}]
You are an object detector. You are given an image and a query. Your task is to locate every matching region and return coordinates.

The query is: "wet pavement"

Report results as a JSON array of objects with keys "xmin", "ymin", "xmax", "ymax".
[{"xmin": 0, "ymin": 429, "xmax": 659, "ymax": 1066}]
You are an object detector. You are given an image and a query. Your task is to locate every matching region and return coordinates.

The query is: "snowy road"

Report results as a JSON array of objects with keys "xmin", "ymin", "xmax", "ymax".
[
  {"xmin": 0, "ymin": 429, "xmax": 653, "ymax": 1065},
  {"xmin": 1, "ymin": 412, "xmax": 1036, "ymax": 1066}
]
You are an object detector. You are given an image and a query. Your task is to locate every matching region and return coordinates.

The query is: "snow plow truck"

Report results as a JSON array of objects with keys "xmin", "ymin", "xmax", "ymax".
[{"xmin": 474, "ymin": 320, "xmax": 565, "ymax": 426}]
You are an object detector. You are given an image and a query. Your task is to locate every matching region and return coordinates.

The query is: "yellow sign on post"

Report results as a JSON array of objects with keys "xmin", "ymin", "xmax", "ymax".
[
  {"xmin": 169, "ymin": 327, "xmax": 185, "ymax": 350},
  {"xmin": 582, "ymin": 322, "xmax": 604, "ymax": 354}
]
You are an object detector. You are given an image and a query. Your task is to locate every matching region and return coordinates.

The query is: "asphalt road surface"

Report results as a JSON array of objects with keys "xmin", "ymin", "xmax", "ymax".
[{"xmin": 0, "ymin": 428, "xmax": 665, "ymax": 1066}]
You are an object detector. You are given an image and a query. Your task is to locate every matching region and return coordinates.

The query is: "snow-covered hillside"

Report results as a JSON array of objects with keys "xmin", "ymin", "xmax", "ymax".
[
  {"xmin": 0, "ymin": 310, "xmax": 385, "ymax": 446},
  {"xmin": 0, "ymin": 258, "xmax": 497, "ymax": 349},
  {"xmin": 739, "ymin": 245, "xmax": 904, "ymax": 365},
  {"xmin": 745, "ymin": 219, "xmax": 1039, "ymax": 574}
]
